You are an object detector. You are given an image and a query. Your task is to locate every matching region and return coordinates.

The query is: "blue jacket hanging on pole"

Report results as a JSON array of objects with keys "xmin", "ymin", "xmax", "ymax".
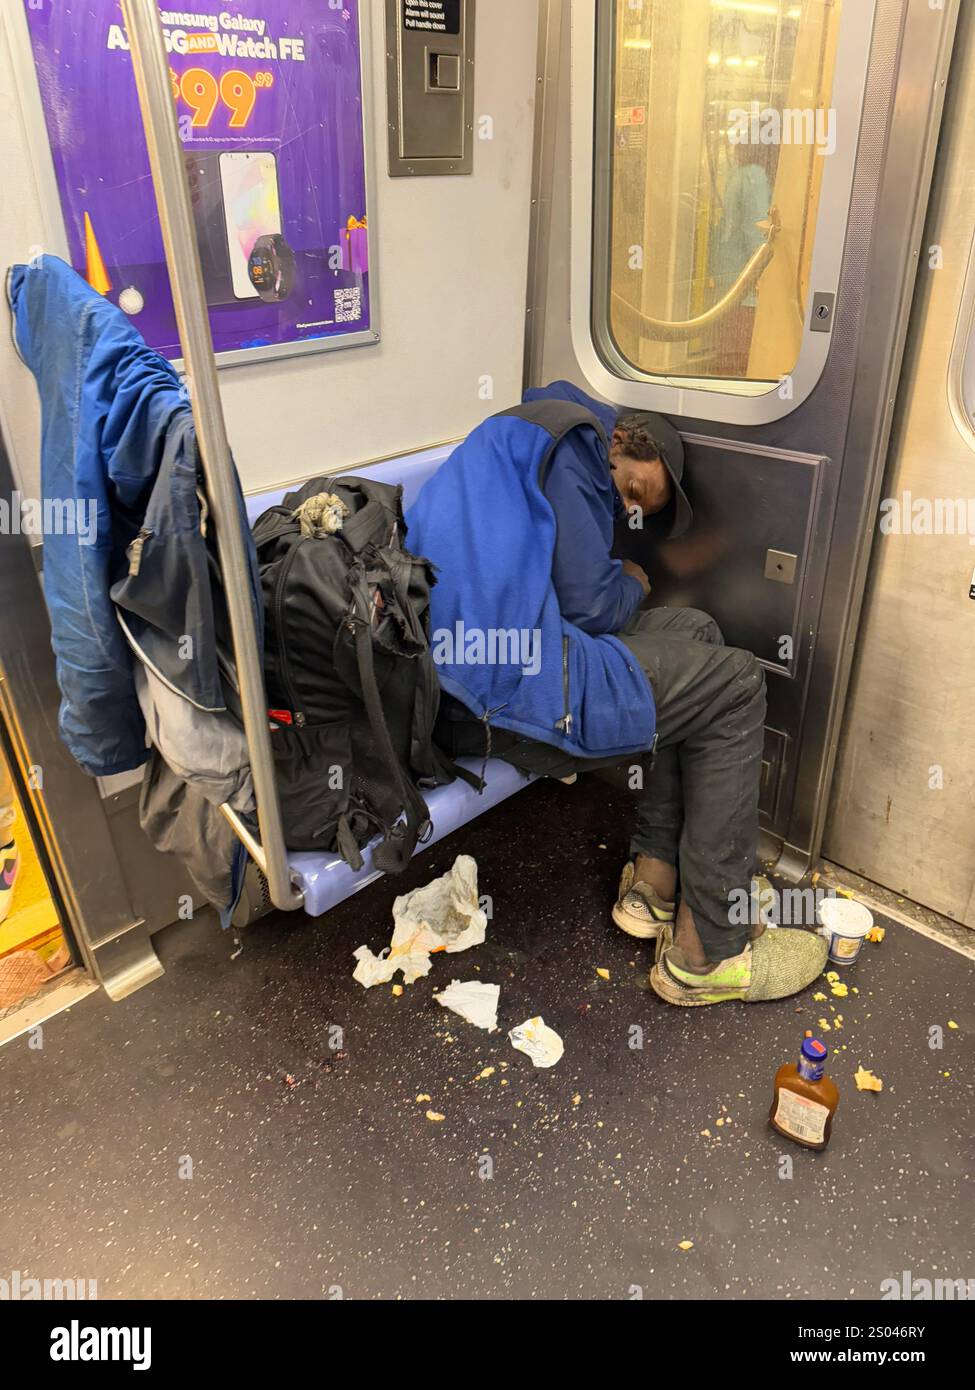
[
  {"xmin": 405, "ymin": 399, "xmax": 656, "ymax": 759},
  {"xmin": 7, "ymin": 255, "xmax": 259, "ymax": 924}
]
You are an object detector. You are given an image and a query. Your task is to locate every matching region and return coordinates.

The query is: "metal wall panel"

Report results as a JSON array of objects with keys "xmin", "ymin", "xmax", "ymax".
[{"xmin": 824, "ymin": 2, "xmax": 975, "ymax": 924}]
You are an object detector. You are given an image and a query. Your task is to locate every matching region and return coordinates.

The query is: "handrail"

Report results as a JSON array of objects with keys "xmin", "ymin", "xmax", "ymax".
[
  {"xmin": 611, "ymin": 208, "xmax": 781, "ymax": 344},
  {"xmin": 119, "ymin": 0, "xmax": 303, "ymax": 913}
]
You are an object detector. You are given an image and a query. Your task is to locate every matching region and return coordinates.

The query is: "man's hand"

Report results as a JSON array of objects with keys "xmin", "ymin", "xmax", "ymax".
[{"xmin": 622, "ymin": 558, "xmax": 652, "ymax": 598}]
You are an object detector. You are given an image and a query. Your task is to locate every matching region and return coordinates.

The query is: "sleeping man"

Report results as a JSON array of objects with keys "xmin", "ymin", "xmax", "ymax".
[{"xmin": 406, "ymin": 381, "xmax": 826, "ymax": 1007}]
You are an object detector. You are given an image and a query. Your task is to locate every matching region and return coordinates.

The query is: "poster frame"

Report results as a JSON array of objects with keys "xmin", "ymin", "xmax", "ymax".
[{"xmin": 3, "ymin": 0, "xmax": 381, "ymax": 371}]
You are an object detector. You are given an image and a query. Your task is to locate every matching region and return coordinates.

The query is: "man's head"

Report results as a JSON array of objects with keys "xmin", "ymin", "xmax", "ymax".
[{"xmin": 609, "ymin": 417, "xmax": 674, "ymax": 518}]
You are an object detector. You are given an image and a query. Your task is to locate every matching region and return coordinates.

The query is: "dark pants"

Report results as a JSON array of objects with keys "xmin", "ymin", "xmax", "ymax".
[
  {"xmin": 618, "ymin": 607, "xmax": 766, "ymax": 962},
  {"xmin": 434, "ymin": 607, "xmax": 766, "ymax": 963}
]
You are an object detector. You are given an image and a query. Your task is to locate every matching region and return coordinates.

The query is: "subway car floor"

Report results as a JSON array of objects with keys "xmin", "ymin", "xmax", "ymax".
[{"xmin": 0, "ymin": 778, "xmax": 971, "ymax": 1301}]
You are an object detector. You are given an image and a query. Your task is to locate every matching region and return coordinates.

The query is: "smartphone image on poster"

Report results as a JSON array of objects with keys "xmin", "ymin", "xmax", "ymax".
[
  {"xmin": 184, "ymin": 152, "xmax": 235, "ymax": 306},
  {"xmin": 219, "ymin": 151, "xmax": 282, "ymax": 301}
]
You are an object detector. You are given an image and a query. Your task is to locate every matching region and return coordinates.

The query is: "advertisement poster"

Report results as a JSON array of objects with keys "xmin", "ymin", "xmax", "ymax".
[{"xmin": 21, "ymin": 1, "xmax": 374, "ymax": 364}]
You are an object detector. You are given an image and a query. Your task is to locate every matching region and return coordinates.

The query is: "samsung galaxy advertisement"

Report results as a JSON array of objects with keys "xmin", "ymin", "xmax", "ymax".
[{"xmin": 21, "ymin": 1, "xmax": 374, "ymax": 363}]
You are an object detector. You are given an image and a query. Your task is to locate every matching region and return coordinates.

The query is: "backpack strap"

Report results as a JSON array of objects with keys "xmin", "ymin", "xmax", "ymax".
[
  {"xmin": 497, "ymin": 400, "xmax": 610, "ymax": 489},
  {"xmin": 347, "ymin": 567, "xmax": 433, "ymax": 874}
]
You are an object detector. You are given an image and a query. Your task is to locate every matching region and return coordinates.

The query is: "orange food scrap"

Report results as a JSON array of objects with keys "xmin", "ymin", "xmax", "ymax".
[{"xmin": 854, "ymin": 1066, "xmax": 883, "ymax": 1093}]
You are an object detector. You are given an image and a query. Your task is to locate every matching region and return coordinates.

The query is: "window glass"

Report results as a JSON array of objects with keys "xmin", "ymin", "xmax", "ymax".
[{"xmin": 604, "ymin": 0, "xmax": 843, "ymax": 388}]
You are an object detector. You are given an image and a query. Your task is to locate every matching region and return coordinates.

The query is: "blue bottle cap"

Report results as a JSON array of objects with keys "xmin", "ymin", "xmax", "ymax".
[{"xmin": 802, "ymin": 1037, "xmax": 828, "ymax": 1064}]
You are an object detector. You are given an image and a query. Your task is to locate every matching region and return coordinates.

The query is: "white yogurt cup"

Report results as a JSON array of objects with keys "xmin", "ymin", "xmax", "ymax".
[{"xmin": 818, "ymin": 896, "xmax": 874, "ymax": 965}]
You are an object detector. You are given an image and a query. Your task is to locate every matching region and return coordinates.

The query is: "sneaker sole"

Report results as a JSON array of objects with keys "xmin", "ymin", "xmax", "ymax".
[
  {"xmin": 611, "ymin": 901, "xmax": 670, "ymax": 940},
  {"xmin": 648, "ymin": 960, "xmax": 746, "ymax": 1007}
]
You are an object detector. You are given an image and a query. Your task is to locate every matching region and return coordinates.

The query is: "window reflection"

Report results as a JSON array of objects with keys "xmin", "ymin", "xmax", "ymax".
[{"xmin": 607, "ymin": 0, "xmax": 842, "ymax": 386}]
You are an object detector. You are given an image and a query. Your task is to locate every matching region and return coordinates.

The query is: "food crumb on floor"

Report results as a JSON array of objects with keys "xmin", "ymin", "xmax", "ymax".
[{"xmin": 854, "ymin": 1066, "xmax": 884, "ymax": 1093}]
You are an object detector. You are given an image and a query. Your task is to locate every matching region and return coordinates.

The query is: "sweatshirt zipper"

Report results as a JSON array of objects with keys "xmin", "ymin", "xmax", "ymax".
[
  {"xmin": 273, "ymin": 538, "xmax": 306, "ymax": 728},
  {"xmin": 556, "ymin": 635, "xmax": 573, "ymax": 735},
  {"xmin": 127, "ymin": 528, "xmax": 153, "ymax": 577}
]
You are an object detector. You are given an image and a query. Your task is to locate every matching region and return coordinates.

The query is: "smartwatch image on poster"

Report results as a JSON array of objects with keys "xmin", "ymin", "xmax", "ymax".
[
  {"xmin": 219, "ymin": 150, "xmax": 287, "ymax": 301},
  {"xmin": 248, "ymin": 234, "xmax": 297, "ymax": 303}
]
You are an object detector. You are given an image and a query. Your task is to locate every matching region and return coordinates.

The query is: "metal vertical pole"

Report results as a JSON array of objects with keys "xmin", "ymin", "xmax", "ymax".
[{"xmin": 119, "ymin": 0, "xmax": 303, "ymax": 912}]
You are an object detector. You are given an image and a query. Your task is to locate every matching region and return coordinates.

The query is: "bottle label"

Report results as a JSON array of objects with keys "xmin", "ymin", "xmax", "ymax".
[
  {"xmin": 797, "ymin": 1054, "xmax": 825, "ymax": 1083},
  {"xmin": 774, "ymin": 1088, "xmax": 830, "ymax": 1145}
]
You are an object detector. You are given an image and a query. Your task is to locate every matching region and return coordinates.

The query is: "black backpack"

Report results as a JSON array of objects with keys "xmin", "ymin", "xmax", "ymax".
[{"xmin": 252, "ymin": 475, "xmax": 476, "ymax": 873}]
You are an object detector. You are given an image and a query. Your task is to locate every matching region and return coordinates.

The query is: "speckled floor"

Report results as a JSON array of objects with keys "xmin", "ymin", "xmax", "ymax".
[{"xmin": 0, "ymin": 778, "xmax": 971, "ymax": 1301}]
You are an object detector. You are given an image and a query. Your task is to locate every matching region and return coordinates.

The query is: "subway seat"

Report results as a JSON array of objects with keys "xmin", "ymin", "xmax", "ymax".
[{"xmin": 243, "ymin": 443, "xmax": 535, "ymax": 917}]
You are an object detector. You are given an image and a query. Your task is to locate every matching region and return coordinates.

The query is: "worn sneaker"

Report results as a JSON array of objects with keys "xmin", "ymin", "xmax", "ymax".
[
  {"xmin": 0, "ymin": 841, "xmax": 19, "ymax": 926},
  {"xmin": 612, "ymin": 861, "xmax": 676, "ymax": 940},
  {"xmin": 649, "ymin": 925, "xmax": 828, "ymax": 1007}
]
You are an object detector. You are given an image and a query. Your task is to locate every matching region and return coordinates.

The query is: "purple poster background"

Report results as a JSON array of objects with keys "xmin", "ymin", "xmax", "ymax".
[{"xmin": 24, "ymin": 1, "xmax": 372, "ymax": 360}]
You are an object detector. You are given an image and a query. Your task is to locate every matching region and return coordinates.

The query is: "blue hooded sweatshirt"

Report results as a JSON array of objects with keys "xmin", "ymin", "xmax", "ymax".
[{"xmin": 405, "ymin": 400, "xmax": 655, "ymax": 759}]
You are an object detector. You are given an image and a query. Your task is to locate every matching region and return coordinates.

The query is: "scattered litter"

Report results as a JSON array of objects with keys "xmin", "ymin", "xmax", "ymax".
[
  {"xmin": 854, "ymin": 1066, "xmax": 884, "ymax": 1093},
  {"xmin": 866, "ymin": 925, "xmax": 886, "ymax": 943},
  {"xmin": 477, "ymin": 1067, "xmax": 496, "ymax": 1080},
  {"xmin": 353, "ymin": 855, "xmax": 488, "ymax": 988},
  {"xmin": 572, "ymin": 1094, "xmax": 582, "ymax": 1106},
  {"xmin": 826, "ymin": 971, "xmax": 840, "ymax": 983},
  {"xmin": 948, "ymin": 1020, "xmax": 959, "ymax": 1030},
  {"xmin": 392, "ymin": 984, "xmax": 403, "ymax": 997},
  {"xmin": 433, "ymin": 979, "xmax": 500, "ymax": 1033},
  {"xmin": 818, "ymin": 1019, "xmax": 831, "ymax": 1032},
  {"xmin": 830, "ymin": 982, "xmax": 849, "ymax": 999},
  {"xmin": 596, "ymin": 968, "xmax": 611, "ymax": 981},
  {"xmin": 700, "ymin": 1129, "xmax": 712, "ymax": 1138},
  {"xmin": 509, "ymin": 1016, "xmax": 564, "ymax": 1069},
  {"xmin": 812, "ymin": 992, "xmax": 827, "ymax": 1002},
  {"xmin": 416, "ymin": 1093, "xmax": 431, "ymax": 1103},
  {"xmin": 716, "ymin": 1117, "xmax": 725, "ymax": 1127},
  {"xmin": 425, "ymin": 1110, "xmax": 446, "ymax": 1122},
  {"xmin": 678, "ymin": 1240, "xmax": 694, "ymax": 1252}
]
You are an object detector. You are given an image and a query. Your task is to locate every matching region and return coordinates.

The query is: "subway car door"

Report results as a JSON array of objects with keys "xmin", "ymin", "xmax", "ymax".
[{"xmin": 526, "ymin": 0, "xmax": 960, "ymax": 879}]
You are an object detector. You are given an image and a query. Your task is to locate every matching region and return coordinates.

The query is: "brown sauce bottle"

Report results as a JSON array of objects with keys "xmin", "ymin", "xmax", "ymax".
[{"xmin": 769, "ymin": 1032, "xmax": 840, "ymax": 1151}]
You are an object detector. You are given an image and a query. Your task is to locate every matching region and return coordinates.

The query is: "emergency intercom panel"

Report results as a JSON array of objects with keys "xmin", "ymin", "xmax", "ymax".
[{"xmin": 385, "ymin": 0, "xmax": 475, "ymax": 176}]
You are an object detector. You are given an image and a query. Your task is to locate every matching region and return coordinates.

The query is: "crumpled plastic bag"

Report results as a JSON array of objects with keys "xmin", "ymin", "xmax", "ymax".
[
  {"xmin": 434, "ymin": 979, "xmax": 500, "ymax": 1032},
  {"xmin": 352, "ymin": 855, "xmax": 488, "ymax": 988},
  {"xmin": 509, "ymin": 1016, "xmax": 564, "ymax": 1068}
]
